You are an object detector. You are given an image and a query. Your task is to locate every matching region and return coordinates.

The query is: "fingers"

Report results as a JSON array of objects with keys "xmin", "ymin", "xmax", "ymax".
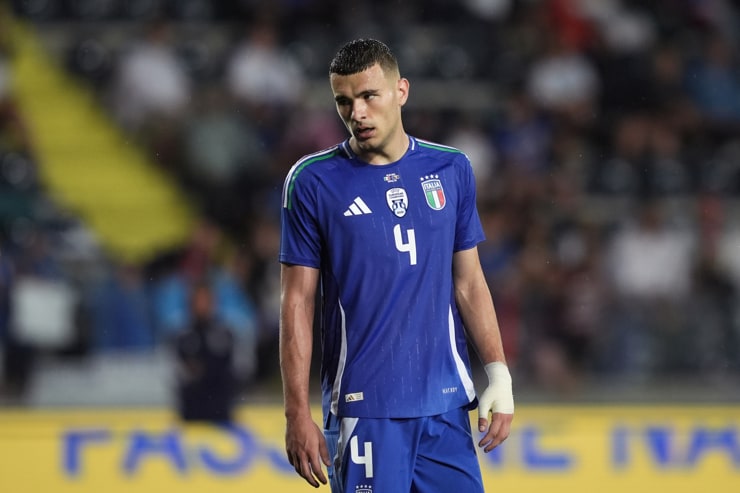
[
  {"xmin": 285, "ymin": 422, "xmax": 330, "ymax": 488},
  {"xmin": 478, "ymin": 412, "xmax": 513, "ymax": 453},
  {"xmin": 289, "ymin": 450, "xmax": 328, "ymax": 488},
  {"xmin": 306, "ymin": 454, "xmax": 328, "ymax": 487}
]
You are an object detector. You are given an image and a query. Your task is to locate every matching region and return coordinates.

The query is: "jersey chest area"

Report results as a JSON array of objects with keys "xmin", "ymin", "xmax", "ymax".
[{"xmin": 316, "ymin": 167, "xmax": 458, "ymax": 263}]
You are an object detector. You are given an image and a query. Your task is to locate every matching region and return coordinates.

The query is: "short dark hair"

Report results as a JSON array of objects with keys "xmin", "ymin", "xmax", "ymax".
[{"xmin": 329, "ymin": 38, "xmax": 399, "ymax": 77}]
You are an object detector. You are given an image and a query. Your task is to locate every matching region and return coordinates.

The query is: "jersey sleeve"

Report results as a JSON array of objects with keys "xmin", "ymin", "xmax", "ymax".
[
  {"xmin": 279, "ymin": 168, "xmax": 322, "ymax": 268},
  {"xmin": 453, "ymin": 154, "xmax": 485, "ymax": 252}
]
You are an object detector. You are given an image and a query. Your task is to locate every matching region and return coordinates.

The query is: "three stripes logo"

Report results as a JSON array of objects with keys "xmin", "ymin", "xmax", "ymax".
[{"xmin": 344, "ymin": 197, "xmax": 372, "ymax": 216}]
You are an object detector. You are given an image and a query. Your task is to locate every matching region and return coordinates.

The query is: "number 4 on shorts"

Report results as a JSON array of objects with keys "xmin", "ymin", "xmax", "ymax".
[{"xmin": 350, "ymin": 435, "xmax": 374, "ymax": 478}]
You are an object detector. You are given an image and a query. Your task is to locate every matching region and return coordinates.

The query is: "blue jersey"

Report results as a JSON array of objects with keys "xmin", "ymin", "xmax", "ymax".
[{"xmin": 280, "ymin": 136, "xmax": 485, "ymax": 419}]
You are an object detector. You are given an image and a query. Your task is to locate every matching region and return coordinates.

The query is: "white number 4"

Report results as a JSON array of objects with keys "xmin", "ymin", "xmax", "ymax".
[
  {"xmin": 350, "ymin": 435, "xmax": 374, "ymax": 478},
  {"xmin": 393, "ymin": 224, "xmax": 417, "ymax": 265}
]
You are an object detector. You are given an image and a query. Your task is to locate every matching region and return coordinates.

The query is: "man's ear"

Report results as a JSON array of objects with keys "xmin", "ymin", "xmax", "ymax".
[{"xmin": 397, "ymin": 77, "xmax": 410, "ymax": 106}]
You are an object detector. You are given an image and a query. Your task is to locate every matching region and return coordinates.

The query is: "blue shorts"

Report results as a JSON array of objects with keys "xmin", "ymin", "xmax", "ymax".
[{"xmin": 324, "ymin": 406, "xmax": 484, "ymax": 493}]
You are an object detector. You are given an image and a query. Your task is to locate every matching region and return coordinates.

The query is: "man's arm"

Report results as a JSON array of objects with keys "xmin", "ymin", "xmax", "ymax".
[
  {"xmin": 280, "ymin": 263, "xmax": 331, "ymax": 487},
  {"xmin": 452, "ymin": 246, "xmax": 514, "ymax": 453}
]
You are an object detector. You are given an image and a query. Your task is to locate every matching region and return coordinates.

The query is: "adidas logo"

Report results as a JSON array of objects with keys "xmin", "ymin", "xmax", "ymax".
[{"xmin": 343, "ymin": 197, "xmax": 372, "ymax": 216}]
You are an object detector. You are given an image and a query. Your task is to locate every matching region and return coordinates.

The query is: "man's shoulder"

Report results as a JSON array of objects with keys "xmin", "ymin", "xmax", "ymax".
[
  {"xmin": 286, "ymin": 144, "xmax": 348, "ymax": 183},
  {"xmin": 408, "ymin": 137, "xmax": 471, "ymax": 176},
  {"xmin": 295, "ymin": 144, "xmax": 346, "ymax": 170},
  {"xmin": 412, "ymin": 137, "xmax": 465, "ymax": 158},
  {"xmin": 282, "ymin": 143, "xmax": 347, "ymax": 208}
]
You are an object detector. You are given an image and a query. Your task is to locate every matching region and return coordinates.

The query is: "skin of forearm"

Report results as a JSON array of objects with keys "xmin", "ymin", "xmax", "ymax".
[
  {"xmin": 454, "ymin": 273, "xmax": 507, "ymax": 366},
  {"xmin": 280, "ymin": 265, "xmax": 318, "ymax": 420},
  {"xmin": 280, "ymin": 298, "xmax": 315, "ymax": 419}
]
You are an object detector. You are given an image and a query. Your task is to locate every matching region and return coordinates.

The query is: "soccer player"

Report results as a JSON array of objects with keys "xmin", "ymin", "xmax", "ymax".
[{"xmin": 279, "ymin": 39, "xmax": 514, "ymax": 492}]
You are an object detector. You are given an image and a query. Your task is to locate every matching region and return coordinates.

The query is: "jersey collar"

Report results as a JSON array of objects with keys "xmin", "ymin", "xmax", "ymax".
[{"xmin": 339, "ymin": 135, "xmax": 417, "ymax": 162}]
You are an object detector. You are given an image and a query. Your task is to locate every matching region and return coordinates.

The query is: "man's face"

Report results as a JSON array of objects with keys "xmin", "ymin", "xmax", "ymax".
[{"xmin": 330, "ymin": 63, "xmax": 409, "ymax": 157}]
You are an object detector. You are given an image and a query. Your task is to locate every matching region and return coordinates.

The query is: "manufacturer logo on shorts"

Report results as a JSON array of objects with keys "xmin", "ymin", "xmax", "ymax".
[
  {"xmin": 345, "ymin": 392, "xmax": 364, "ymax": 402},
  {"xmin": 420, "ymin": 175, "xmax": 446, "ymax": 210},
  {"xmin": 386, "ymin": 187, "xmax": 408, "ymax": 218}
]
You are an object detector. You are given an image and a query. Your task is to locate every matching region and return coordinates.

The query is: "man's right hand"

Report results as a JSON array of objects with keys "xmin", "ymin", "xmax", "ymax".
[{"xmin": 285, "ymin": 414, "xmax": 332, "ymax": 488}]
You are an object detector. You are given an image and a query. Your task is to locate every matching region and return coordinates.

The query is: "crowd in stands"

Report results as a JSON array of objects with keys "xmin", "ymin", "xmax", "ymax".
[{"xmin": 2, "ymin": 0, "xmax": 740, "ymax": 403}]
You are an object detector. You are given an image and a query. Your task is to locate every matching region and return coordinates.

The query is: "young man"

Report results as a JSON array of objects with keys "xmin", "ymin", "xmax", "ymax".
[{"xmin": 279, "ymin": 39, "xmax": 514, "ymax": 492}]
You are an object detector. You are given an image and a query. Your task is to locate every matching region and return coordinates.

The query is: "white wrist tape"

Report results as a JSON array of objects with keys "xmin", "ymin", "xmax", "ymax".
[{"xmin": 478, "ymin": 362, "xmax": 514, "ymax": 418}]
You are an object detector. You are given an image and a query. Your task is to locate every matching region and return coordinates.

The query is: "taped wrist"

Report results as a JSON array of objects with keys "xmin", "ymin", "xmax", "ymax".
[{"xmin": 481, "ymin": 362, "xmax": 514, "ymax": 414}]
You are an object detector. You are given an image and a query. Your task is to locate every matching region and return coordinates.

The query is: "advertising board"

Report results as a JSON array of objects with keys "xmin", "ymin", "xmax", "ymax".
[{"xmin": 0, "ymin": 405, "xmax": 737, "ymax": 491}]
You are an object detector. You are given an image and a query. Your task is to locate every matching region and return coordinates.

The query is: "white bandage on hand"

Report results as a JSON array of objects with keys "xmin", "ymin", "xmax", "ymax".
[{"xmin": 477, "ymin": 362, "xmax": 514, "ymax": 420}]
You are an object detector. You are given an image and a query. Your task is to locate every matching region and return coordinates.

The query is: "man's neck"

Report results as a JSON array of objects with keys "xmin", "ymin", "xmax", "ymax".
[{"xmin": 351, "ymin": 132, "xmax": 409, "ymax": 165}]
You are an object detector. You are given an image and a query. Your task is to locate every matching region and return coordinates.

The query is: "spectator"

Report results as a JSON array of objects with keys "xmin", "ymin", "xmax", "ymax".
[
  {"xmin": 645, "ymin": 119, "xmax": 693, "ymax": 195},
  {"xmin": 91, "ymin": 262, "xmax": 155, "ymax": 351},
  {"xmin": 688, "ymin": 195, "xmax": 740, "ymax": 375},
  {"xmin": 445, "ymin": 114, "xmax": 499, "ymax": 196},
  {"xmin": 603, "ymin": 200, "xmax": 696, "ymax": 376},
  {"xmin": 109, "ymin": 19, "xmax": 191, "ymax": 133},
  {"xmin": 179, "ymin": 86, "xmax": 268, "ymax": 232},
  {"xmin": 590, "ymin": 112, "xmax": 651, "ymax": 195},
  {"xmin": 526, "ymin": 21, "xmax": 600, "ymax": 127},
  {"xmin": 7, "ymin": 229, "xmax": 79, "ymax": 396},
  {"xmin": 181, "ymin": 86, "xmax": 266, "ymax": 190},
  {"xmin": 608, "ymin": 201, "xmax": 695, "ymax": 301},
  {"xmin": 543, "ymin": 220, "xmax": 609, "ymax": 393},
  {"xmin": 224, "ymin": 21, "xmax": 306, "ymax": 109},
  {"xmin": 493, "ymin": 89, "xmax": 553, "ymax": 180},
  {"xmin": 685, "ymin": 30, "xmax": 740, "ymax": 132},
  {"xmin": 209, "ymin": 248, "xmax": 259, "ymax": 388},
  {"xmin": 174, "ymin": 282, "xmax": 236, "ymax": 423},
  {"xmin": 150, "ymin": 220, "xmax": 224, "ymax": 338},
  {"xmin": 150, "ymin": 219, "xmax": 258, "ymax": 389}
]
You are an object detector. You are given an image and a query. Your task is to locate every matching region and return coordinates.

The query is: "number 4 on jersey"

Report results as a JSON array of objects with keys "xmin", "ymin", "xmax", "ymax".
[{"xmin": 393, "ymin": 224, "xmax": 417, "ymax": 265}]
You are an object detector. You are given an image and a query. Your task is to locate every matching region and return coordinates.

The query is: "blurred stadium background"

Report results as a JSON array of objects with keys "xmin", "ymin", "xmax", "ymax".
[{"xmin": 0, "ymin": 0, "xmax": 739, "ymax": 491}]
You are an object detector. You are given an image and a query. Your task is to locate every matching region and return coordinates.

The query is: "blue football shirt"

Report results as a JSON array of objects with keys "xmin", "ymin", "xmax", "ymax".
[{"xmin": 280, "ymin": 136, "xmax": 485, "ymax": 419}]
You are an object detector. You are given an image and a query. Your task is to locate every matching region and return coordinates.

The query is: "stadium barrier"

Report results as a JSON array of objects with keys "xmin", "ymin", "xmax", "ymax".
[{"xmin": 0, "ymin": 405, "xmax": 738, "ymax": 491}]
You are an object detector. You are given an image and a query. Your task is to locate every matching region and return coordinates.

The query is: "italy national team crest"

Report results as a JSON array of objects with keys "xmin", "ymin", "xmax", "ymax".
[
  {"xmin": 386, "ymin": 187, "xmax": 408, "ymax": 217},
  {"xmin": 420, "ymin": 175, "xmax": 446, "ymax": 210}
]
